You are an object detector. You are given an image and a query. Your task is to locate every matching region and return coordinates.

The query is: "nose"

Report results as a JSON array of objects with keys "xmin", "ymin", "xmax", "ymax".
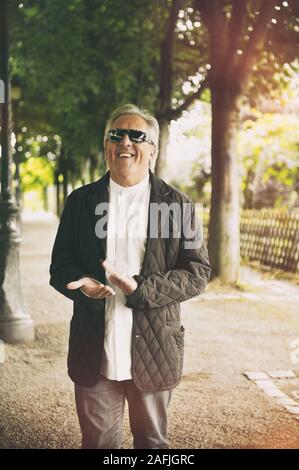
[{"xmin": 119, "ymin": 133, "xmax": 133, "ymax": 145}]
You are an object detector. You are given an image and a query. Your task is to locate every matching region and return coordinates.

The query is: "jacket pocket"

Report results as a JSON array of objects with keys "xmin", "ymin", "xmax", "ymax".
[
  {"xmin": 165, "ymin": 323, "xmax": 185, "ymax": 378},
  {"xmin": 166, "ymin": 324, "xmax": 185, "ymax": 348}
]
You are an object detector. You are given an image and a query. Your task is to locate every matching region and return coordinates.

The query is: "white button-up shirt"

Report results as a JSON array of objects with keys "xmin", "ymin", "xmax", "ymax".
[{"xmin": 100, "ymin": 174, "xmax": 151, "ymax": 381}]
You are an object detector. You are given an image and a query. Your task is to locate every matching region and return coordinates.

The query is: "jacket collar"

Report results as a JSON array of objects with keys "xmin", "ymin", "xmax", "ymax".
[
  {"xmin": 142, "ymin": 171, "xmax": 172, "ymax": 274},
  {"xmin": 148, "ymin": 170, "xmax": 172, "ymax": 203}
]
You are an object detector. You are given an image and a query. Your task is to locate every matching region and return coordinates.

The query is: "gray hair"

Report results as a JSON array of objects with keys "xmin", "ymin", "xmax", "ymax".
[{"xmin": 103, "ymin": 103, "xmax": 159, "ymax": 161}]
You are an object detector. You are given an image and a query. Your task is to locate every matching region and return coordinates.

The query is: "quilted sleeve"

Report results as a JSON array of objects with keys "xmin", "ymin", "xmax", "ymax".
[
  {"xmin": 49, "ymin": 193, "xmax": 101, "ymax": 306},
  {"xmin": 125, "ymin": 207, "xmax": 211, "ymax": 310}
]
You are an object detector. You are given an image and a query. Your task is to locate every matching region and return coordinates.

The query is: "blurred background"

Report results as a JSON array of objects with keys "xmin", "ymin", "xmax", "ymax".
[
  {"xmin": 1, "ymin": 1, "xmax": 299, "ymax": 450},
  {"xmin": 1, "ymin": 0, "xmax": 299, "ymax": 320}
]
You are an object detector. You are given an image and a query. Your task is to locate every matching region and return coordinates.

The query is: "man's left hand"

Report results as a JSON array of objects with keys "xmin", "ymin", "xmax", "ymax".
[{"xmin": 102, "ymin": 260, "xmax": 138, "ymax": 295}]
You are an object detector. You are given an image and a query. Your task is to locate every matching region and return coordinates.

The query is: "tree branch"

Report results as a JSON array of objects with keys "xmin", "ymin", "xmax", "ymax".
[
  {"xmin": 193, "ymin": 0, "xmax": 229, "ymax": 74},
  {"xmin": 237, "ymin": 0, "xmax": 276, "ymax": 89},
  {"xmin": 193, "ymin": 0, "xmax": 226, "ymax": 37},
  {"xmin": 226, "ymin": 0, "xmax": 248, "ymax": 72},
  {"xmin": 161, "ymin": 74, "xmax": 210, "ymax": 121},
  {"xmin": 158, "ymin": 0, "xmax": 184, "ymax": 114}
]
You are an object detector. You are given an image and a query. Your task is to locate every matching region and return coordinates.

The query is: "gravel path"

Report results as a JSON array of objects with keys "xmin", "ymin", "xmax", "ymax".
[{"xmin": 0, "ymin": 212, "xmax": 298, "ymax": 449}]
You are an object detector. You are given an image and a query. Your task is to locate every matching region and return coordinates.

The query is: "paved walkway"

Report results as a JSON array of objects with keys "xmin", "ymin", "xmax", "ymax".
[{"xmin": 0, "ymin": 212, "xmax": 298, "ymax": 448}]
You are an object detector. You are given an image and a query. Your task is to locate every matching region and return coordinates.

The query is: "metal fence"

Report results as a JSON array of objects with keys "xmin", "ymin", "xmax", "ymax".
[{"xmin": 203, "ymin": 209, "xmax": 299, "ymax": 273}]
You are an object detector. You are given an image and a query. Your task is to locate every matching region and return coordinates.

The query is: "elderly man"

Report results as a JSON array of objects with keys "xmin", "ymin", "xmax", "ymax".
[{"xmin": 49, "ymin": 103, "xmax": 211, "ymax": 449}]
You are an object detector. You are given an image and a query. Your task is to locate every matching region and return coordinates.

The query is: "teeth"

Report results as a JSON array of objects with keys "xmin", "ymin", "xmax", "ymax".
[{"xmin": 118, "ymin": 153, "xmax": 134, "ymax": 158}]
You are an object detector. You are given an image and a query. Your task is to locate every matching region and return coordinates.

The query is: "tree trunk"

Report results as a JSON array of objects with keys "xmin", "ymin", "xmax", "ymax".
[
  {"xmin": 62, "ymin": 167, "xmax": 68, "ymax": 207},
  {"xmin": 80, "ymin": 158, "xmax": 88, "ymax": 186},
  {"xmin": 55, "ymin": 173, "xmax": 61, "ymax": 217},
  {"xmin": 70, "ymin": 174, "xmax": 76, "ymax": 191},
  {"xmin": 155, "ymin": 118, "xmax": 169, "ymax": 179},
  {"xmin": 41, "ymin": 186, "xmax": 48, "ymax": 211},
  {"xmin": 243, "ymin": 168, "xmax": 254, "ymax": 209},
  {"xmin": 155, "ymin": 1, "xmax": 184, "ymax": 179},
  {"xmin": 208, "ymin": 89, "xmax": 241, "ymax": 283},
  {"xmin": 89, "ymin": 149, "xmax": 99, "ymax": 182}
]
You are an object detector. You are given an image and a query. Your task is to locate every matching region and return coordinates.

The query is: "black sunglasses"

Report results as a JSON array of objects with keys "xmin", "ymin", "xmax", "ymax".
[{"xmin": 107, "ymin": 128, "xmax": 154, "ymax": 145}]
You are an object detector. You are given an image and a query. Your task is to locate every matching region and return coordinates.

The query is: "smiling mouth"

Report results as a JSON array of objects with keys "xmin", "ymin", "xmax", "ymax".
[{"xmin": 117, "ymin": 152, "xmax": 136, "ymax": 159}]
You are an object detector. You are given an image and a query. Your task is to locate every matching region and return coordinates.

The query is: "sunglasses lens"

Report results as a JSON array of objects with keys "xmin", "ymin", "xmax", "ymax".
[
  {"xmin": 108, "ymin": 129, "xmax": 147, "ymax": 143},
  {"xmin": 128, "ymin": 130, "xmax": 144, "ymax": 143},
  {"xmin": 109, "ymin": 129, "xmax": 125, "ymax": 142}
]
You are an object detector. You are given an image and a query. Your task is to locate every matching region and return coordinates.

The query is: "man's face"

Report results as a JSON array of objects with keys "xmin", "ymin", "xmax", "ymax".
[{"xmin": 104, "ymin": 114, "xmax": 154, "ymax": 185}]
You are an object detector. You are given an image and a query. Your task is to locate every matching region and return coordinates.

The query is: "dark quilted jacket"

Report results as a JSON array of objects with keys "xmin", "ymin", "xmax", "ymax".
[{"xmin": 50, "ymin": 170, "xmax": 211, "ymax": 391}]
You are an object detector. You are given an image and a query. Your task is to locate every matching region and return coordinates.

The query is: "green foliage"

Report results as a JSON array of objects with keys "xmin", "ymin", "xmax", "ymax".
[
  {"xmin": 14, "ymin": 130, "xmax": 61, "ymax": 165},
  {"xmin": 8, "ymin": 0, "xmax": 299, "ymax": 201},
  {"xmin": 10, "ymin": 0, "xmax": 164, "ymax": 185},
  {"xmin": 13, "ymin": 130, "xmax": 59, "ymax": 200},
  {"xmin": 20, "ymin": 156, "xmax": 54, "ymax": 193},
  {"xmin": 11, "ymin": 1, "xmax": 161, "ymax": 148},
  {"xmin": 169, "ymin": 96, "xmax": 299, "ymax": 209},
  {"xmin": 239, "ymin": 110, "xmax": 299, "ymax": 208}
]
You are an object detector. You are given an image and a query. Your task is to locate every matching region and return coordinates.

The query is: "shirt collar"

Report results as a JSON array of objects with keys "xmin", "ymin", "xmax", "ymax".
[{"xmin": 109, "ymin": 173, "xmax": 150, "ymax": 195}]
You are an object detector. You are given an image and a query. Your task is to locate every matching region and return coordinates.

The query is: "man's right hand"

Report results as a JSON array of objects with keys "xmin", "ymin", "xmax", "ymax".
[{"xmin": 66, "ymin": 277, "xmax": 115, "ymax": 299}]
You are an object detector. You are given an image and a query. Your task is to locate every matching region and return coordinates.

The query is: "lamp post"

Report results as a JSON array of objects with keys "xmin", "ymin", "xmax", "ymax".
[
  {"xmin": 0, "ymin": 0, "xmax": 34, "ymax": 342},
  {"xmin": 12, "ymin": 81, "xmax": 22, "ymax": 220}
]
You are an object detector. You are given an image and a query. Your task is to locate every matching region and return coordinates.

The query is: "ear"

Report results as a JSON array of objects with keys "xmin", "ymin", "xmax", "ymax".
[
  {"xmin": 149, "ymin": 148, "xmax": 157, "ymax": 169},
  {"xmin": 151, "ymin": 149, "xmax": 157, "ymax": 159}
]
